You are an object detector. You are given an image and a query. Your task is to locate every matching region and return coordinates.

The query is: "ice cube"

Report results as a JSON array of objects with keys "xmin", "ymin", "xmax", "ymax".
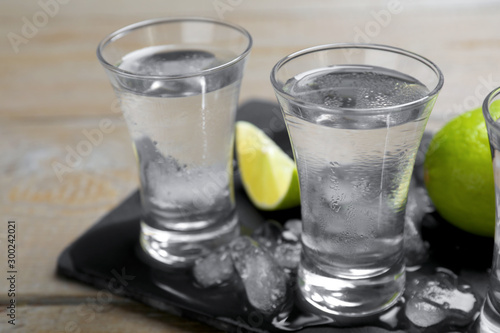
[
  {"xmin": 405, "ymin": 298, "xmax": 447, "ymax": 327},
  {"xmin": 252, "ymin": 220, "xmax": 283, "ymax": 250},
  {"xmin": 405, "ymin": 269, "xmax": 479, "ymax": 328},
  {"xmin": 135, "ymin": 136, "xmax": 161, "ymax": 166},
  {"xmin": 141, "ymin": 148, "xmax": 186, "ymax": 208},
  {"xmin": 404, "ymin": 215, "xmax": 429, "ymax": 267},
  {"xmin": 378, "ymin": 306, "xmax": 401, "ymax": 329},
  {"xmin": 274, "ymin": 242, "xmax": 302, "ymax": 270},
  {"xmin": 405, "ymin": 179, "xmax": 434, "ymax": 226},
  {"xmin": 404, "ymin": 179, "xmax": 432, "ymax": 266},
  {"xmin": 282, "ymin": 219, "xmax": 302, "ymax": 243},
  {"xmin": 230, "ymin": 236, "xmax": 287, "ymax": 315},
  {"xmin": 413, "ymin": 131, "xmax": 433, "ymax": 186},
  {"xmin": 192, "ymin": 246, "xmax": 234, "ymax": 288}
]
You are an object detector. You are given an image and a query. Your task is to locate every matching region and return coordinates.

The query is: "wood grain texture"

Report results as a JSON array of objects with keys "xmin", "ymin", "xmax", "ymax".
[
  {"xmin": 0, "ymin": 303, "xmax": 220, "ymax": 332},
  {"xmin": 0, "ymin": 120, "xmax": 138, "ymax": 300},
  {"xmin": 1, "ymin": 0, "xmax": 500, "ymax": 331},
  {"xmin": 1, "ymin": 0, "xmax": 500, "ymax": 125}
]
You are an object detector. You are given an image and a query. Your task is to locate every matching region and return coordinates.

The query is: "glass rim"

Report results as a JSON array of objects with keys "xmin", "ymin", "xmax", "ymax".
[
  {"xmin": 482, "ymin": 86, "xmax": 500, "ymax": 127},
  {"xmin": 270, "ymin": 43, "xmax": 444, "ymax": 115},
  {"xmin": 96, "ymin": 17, "xmax": 253, "ymax": 80}
]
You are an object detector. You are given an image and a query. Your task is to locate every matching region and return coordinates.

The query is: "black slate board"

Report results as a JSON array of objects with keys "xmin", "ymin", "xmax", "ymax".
[{"xmin": 57, "ymin": 100, "xmax": 493, "ymax": 333}]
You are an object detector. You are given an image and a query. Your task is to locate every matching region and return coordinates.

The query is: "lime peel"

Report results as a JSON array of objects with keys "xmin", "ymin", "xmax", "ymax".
[{"xmin": 424, "ymin": 101, "xmax": 500, "ymax": 237}]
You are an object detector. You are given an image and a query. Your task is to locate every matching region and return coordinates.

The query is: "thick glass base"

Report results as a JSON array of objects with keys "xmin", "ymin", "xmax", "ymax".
[
  {"xmin": 140, "ymin": 211, "xmax": 239, "ymax": 268},
  {"xmin": 297, "ymin": 257, "xmax": 405, "ymax": 318},
  {"xmin": 478, "ymin": 294, "xmax": 500, "ymax": 333}
]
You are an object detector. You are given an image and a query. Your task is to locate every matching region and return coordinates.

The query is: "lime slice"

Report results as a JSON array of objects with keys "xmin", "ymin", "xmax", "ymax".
[{"xmin": 236, "ymin": 121, "xmax": 300, "ymax": 210}]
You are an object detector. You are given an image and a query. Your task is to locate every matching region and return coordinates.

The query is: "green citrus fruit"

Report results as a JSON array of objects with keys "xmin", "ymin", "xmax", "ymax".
[
  {"xmin": 424, "ymin": 101, "xmax": 500, "ymax": 237},
  {"xmin": 235, "ymin": 121, "xmax": 300, "ymax": 210}
]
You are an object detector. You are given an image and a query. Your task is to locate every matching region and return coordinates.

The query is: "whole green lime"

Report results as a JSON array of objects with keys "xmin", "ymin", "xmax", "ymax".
[{"xmin": 424, "ymin": 101, "xmax": 500, "ymax": 237}]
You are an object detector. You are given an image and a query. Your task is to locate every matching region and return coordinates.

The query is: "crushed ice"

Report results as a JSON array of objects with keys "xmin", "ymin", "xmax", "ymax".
[
  {"xmin": 192, "ymin": 245, "xmax": 234, "ymax": 288},
  {"xmin": 193, "ymin": 219, "xmax": 303, "ymax": 314},
  {"xmin": 405, "ymin": 269, "xmax": 479, "ymax": 328},
  {"xmin": 230, "ymin": 236, "xmax": 288, "ymax": 315},
  {"xmin": 404, "ymin": 175, "xmax": 434, "ymax": 267}
]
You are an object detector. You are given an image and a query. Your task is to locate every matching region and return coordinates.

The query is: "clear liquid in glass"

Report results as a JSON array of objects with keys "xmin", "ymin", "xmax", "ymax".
[
  {"xmin": 116, "ymin": 45, "xmax": 242, "ymax": 266},
  {"xmin": 281, "ymin": 65, "xmax": 432, "ymax": 316}
]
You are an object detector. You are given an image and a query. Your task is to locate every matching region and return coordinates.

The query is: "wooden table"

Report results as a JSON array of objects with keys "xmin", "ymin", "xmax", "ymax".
[{"xmin": 1, "ymin": 0, "xmax": 499, "ymax": 331}]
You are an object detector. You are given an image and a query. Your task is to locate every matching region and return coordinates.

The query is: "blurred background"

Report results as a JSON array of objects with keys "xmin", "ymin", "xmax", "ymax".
[
  {"xmin": 3, "ymin": 0, "xmax": 500, "ymax": 121},
  {"xmin": 1, "ymin": 0, "xmax": 500, "ymax": 331}
]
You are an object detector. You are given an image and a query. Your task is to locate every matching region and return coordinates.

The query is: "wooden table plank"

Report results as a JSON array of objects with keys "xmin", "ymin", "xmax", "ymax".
[
  {"xmin": 0, "ymin": 302, "xmax": 221, "ymax": 332},
  {"xmin": 1, "ymin": 1, "xmax": 500, "ymax": 126},
  {"xmin": 0, "ymin": 119, "xmax": 137, "ymax": 298}
]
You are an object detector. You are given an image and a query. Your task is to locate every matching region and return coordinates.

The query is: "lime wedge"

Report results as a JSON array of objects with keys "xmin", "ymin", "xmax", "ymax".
[{"xmin": 236, "ymin": 121, "xmax": 300, "ymax": 210}]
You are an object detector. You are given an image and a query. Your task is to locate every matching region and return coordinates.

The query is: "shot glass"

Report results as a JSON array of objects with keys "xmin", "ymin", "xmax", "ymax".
[
  {"xmin": 479, "ymin": 87, "xmax": 500, "ymax": 332},
  {"xmin": 97, "ymin": 18, "xmax": 252, "ymax": 267},
  {"xmin": 270, "ymin": 44, "xmax": 443, "ymax": 317}
]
